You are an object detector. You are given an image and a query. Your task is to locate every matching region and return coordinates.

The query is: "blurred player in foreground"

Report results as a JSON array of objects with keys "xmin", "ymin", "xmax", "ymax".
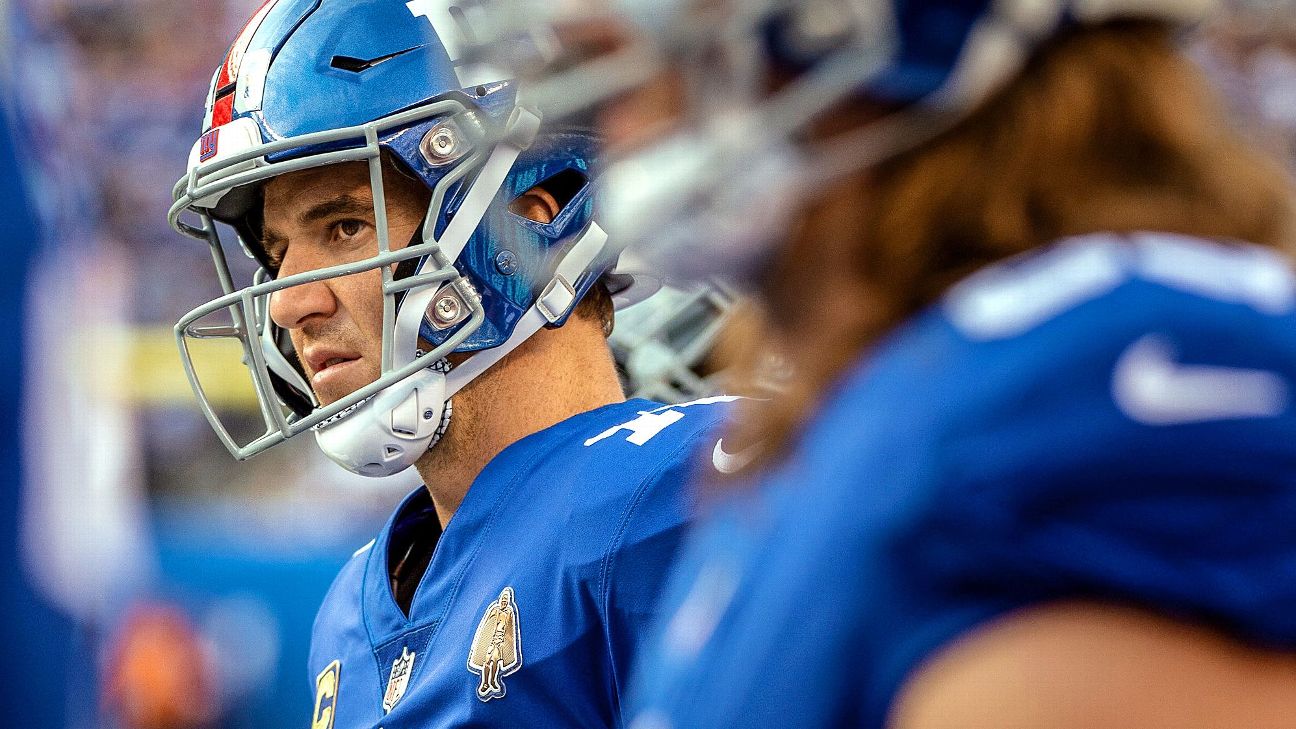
[
  {"xmin": 166, "ymin": 1, "xmax": 733, "ymax": 726},
  {"xmin": 0, "ymin": 100, "xmax": 78, "ymax": 729},
  {"xmin": 481, "ymin": 0, "xmax": 1296, "ymax": 726}
]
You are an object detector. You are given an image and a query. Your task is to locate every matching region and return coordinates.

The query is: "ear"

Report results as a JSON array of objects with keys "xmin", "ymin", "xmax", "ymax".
[
  {"xmin": 509, "ymin": 186, "xmax": 562, "ymax": 224},
  {"xmin": 507, "ymin": 167, "xmax": 590, "ymax": 228}
]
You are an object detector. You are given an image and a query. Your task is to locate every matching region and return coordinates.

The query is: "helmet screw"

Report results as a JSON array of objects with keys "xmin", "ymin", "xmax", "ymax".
[
  {"xmin": 430, "ymin": 128, "xmax": 455, "ymax": 155},
  {"xmin": 433, "ymin": 295, "xmax": 461, "ymax": 323},
  {"xmin": 495, "ymin": 250, "xmax": 518, "ymax": 276},
  {"xmin": 423, "ymin": 409, "xmax": 435, "ymax": 420},
  {"xmin": 420, "ymin": 123, "xmax": 464, "ymax": 165}
]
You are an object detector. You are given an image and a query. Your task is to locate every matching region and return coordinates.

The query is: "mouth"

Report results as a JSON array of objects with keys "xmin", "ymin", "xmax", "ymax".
[
  {"xmin": 311, "ymin": 354, "xmax": 358, "ymax": 378},
  {"xmin": 304, "ymin": 348, "xmax": 364, "ymax": 400}
]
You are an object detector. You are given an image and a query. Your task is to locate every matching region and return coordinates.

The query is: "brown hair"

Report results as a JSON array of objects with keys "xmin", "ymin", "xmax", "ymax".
[
  {"xmin": 721, "ymin": 20, "xmax": 1296, "ymax": 473},
  {"xmin": 574, "ymin": 279, "xmax": 615, "ymax": 337}
]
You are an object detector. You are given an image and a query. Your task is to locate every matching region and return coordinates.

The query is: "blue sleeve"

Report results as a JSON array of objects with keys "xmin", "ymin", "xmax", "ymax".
[
  {"xmin": 872, "ymin": 417, "xmax": 1296, "ymax": 724},
  {"xmin": 599, "ymin": 437, "xmax": 701, "ymax": 722}
]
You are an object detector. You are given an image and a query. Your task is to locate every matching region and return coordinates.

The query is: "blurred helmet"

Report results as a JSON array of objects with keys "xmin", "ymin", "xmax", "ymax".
[
  {"xmin": 611, "ymin": 283, "xmax": 736, "ymax": 402},
  {"xmin": 611, "ymin": 281, "xmax": 790, "ymax": 403},
  {"xmin": 169, "ymin": 0, "xmax": 650, "ymax": 476},
  {"xmin": 470, "ymin": 0, "xmax": 1218, "ymax": 284}
]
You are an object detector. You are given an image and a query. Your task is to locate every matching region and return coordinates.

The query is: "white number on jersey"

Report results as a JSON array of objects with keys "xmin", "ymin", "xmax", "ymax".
[{"xmin": 584, "ymin": 396, "xmax": 741, "ymax": 448}]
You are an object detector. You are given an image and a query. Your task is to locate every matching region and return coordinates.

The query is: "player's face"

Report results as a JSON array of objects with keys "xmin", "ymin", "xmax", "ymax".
[
  {"xmin": 262, "ymin": 162, "xmax": 424, "ymax": 407},
  {"xmin": 263, "ymin": 161, "xmax": 561, "ymax": 407}
]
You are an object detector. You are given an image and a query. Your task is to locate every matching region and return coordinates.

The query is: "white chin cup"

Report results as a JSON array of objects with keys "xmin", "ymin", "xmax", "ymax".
[{"xmin": 314, "ymin": 364, "xmax": 453, "ymax": 477}]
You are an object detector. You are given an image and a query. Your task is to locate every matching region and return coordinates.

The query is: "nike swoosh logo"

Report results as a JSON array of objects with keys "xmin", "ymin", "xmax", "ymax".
[
  {"xmin": 1112, "ymin": 334, "xmax": 1288, "ymax": 425},
  {"xmin": 712, "ymin": 439, "xmax": 756, "ymax": 474}
]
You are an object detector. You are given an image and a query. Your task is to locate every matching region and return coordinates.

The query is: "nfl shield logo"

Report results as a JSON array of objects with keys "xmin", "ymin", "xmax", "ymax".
[
  {"xmin": 383, "ymin": 647, "xmax": 416, "ymax": 714},
  {"xmin": 199, "ymin": 129, "xmax": 220, "ymax": 162}
]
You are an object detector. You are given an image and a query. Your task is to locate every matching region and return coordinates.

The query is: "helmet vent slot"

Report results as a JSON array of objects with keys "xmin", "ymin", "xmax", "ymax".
[{"xmin": 330, "ymin": 46, "xmax": 423, "ymax": 73}]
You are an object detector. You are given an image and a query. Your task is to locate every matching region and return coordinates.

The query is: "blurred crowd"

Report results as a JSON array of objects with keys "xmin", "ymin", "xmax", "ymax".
[
  {"xmin": 5, "ymin": 0, "xmax": 1296, "ymax": 727},
  {"xmin": 10, "ymin": 6, "xmax": 413, "ymax": 727}
]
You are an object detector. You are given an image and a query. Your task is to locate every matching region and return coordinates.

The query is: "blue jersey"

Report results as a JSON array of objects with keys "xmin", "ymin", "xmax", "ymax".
[
  {"xmin": 308, "ymin": 396, "xmax": 733, "ymax": 728},
  {"xmin": 628, "ymin": 234, "xmax": 1296, "ymax": 729}
]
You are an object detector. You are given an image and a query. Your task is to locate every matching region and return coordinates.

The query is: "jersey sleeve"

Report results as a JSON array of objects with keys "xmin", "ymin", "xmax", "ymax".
[
  {"xmin": 598, "ymin": 430, "xmax": 710, "ymax": 720},
  {"xmin": 871, "ymin": 366, "xmax": 1296, "ymax": 725}
]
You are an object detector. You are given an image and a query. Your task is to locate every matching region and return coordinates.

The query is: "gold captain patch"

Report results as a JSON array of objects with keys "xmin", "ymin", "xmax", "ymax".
[
  {"xmin": 467, "ymin": 586, "xmax": 522, "ymax": 701},
  {"xmin": 312, "ymin": 660, "xmax": 340, "ymax": 729}
]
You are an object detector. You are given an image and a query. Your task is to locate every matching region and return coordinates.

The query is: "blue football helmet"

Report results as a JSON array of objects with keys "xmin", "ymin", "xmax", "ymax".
[
  {"xmin": 471, "ymin": 0, "xmax": 1218, "ymax": 284},
  {"xmin": 168, "ymin": 0, "xmax": 652, "ymax": 476}
]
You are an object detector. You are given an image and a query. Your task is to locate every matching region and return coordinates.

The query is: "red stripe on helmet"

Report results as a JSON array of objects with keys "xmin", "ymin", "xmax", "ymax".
[
  {"xmin": 211, "ymin": 94, "xmax": 235, "ymax": 130},
  {"xmin": 215, "ymin": 0, "xmax": 281, "ymax": 91}
]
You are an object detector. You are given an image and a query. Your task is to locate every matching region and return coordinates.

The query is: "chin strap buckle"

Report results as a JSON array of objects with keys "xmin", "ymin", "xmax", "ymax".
[{"xmin": 536, "ymin": 274, "xmax": 577, "ymax": 324}]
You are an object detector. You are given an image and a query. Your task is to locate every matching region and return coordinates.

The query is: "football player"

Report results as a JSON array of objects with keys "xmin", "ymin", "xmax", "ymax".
[
  {"xmin": 480, "ymin": 0, "xmax": 1296, "ymax": 727},
  {"xmin": 166, "ymin": 1, "xmax": 733, "ymax": 727}
]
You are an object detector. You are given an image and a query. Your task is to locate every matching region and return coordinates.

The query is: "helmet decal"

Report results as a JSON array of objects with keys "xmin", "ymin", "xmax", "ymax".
[
  {"xmin": 205, "ymin": 0, "xmax": 282, "ymax": 132},
  {"xmin": 405, "ymin": 0, "xmax": 508, "ymax": 88}
]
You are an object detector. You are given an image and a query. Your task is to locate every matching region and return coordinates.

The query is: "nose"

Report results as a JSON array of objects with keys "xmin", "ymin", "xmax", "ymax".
[{"xmin": 268, "ymin": 252, "xmax": 339, "ymax": 330}]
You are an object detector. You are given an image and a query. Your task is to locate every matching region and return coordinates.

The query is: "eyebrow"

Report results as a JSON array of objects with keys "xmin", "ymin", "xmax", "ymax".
[
  {"xmin": 298, "ymin": 194, "xmax": 373, "ymax": 226},
  {"xmin": 261, "ymin": 193, "xmax": 374, "ymax": 255}
]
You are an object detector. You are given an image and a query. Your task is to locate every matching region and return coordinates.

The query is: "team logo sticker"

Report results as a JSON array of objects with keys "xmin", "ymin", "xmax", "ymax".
[
  {"xmin": 383, "ymin": 646, "xmax": 416, "ymax": 714},
  {"xmin": 198, "ymin": 129, "xmax": 220, "ymax": 162},
  {"xmin": 312, "ymin": 660, "xmax": 340, "ymax": 729},
  {"xmin": 467, "ymin": 586, "xmax": 522, "ymax": 701}
]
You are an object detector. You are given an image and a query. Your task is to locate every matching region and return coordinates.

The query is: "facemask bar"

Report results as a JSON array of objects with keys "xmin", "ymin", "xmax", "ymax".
[
  {"xmin": 174, "ymin": 211, "xmax": 480, "ymax": 459},
  {"xmin": 169, "ymin": 99, "xmax": 483, "ymax": 240},
  {"xmin": 171, "ymin": 99, "xmax": 543, "ymax": 461},
  {"xmin": 250, "ymin": 266, "xmax": 315, "ymax": 403}
]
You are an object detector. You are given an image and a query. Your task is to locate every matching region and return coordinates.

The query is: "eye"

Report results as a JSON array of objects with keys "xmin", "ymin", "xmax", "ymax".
[{"xmin": 335, "ymin": 219, "xmax": 365, "ymax": 238}]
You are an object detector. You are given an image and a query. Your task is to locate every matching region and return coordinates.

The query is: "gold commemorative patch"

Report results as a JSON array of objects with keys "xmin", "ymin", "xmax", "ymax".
[{"xmin": 467, "ymin": 587, "xmax": 522, "ymax": 701}]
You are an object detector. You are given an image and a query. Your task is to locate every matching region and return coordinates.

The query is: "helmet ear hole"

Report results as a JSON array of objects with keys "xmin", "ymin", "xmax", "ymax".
[{"xmin": 508, "ymin": 168, "xmax": 588, "ymax": 223}]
